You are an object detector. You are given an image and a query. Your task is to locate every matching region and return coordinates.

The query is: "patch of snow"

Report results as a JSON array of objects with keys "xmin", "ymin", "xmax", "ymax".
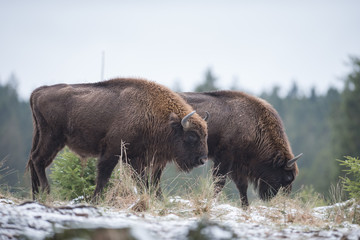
[
  {"xmin": 1, "ymin": 197, "xmax": 360, "ymax": 240},
  {"xmin": 0, "ymin": 198, "xmax": 14, "ymax": 204},
  {"xmin": 169, "ymin": 196, "xmax": 191, "ymax": 205},
  {"xmin": 163, "ymin": 214, "xmax": 180, "ymax": 220},
  {"xmin": 131, "ymin": 227, "xmax": 156, "ymax": 240},
  {"xmin": 69, "ymin": 195, "xmax": 84, "ymax": 204},
  {"xmin": 201, "ymin": 225, "xmax": 233, "ymax": 239}
]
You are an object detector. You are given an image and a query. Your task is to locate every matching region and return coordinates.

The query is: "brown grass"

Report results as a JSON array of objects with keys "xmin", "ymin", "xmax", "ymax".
[
  {"xmin": 15, "ymin": 142, "xmax": 356, "ymax": 229},
  {"xmin": 251, "ymin": 189, "xmax": 326, "ymax": 227},
  {"xmin": 101, "ymin": 141, "xmax": 141, "ymax": 209},
  {"xmin": 323, "ymin": 199, "xmax": 360, "ymax": 225}
]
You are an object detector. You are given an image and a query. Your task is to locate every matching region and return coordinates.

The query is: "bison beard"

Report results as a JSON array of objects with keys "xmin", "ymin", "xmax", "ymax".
[
  {"xmin": 27, "ymin": 78, "xmax": 208, "ymax": 201},
  {"xmin": 180, "ymin": 91, "xmax": 301, "ymax": 207}
]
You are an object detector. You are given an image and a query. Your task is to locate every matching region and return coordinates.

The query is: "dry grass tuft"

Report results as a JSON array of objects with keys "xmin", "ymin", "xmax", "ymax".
[
  {"xmin": 101, "ymin": 141, "xmax": 167, "ymax": 212},
  {"xmin": 131, "ymin": 194, "xmax": 150, "ymax": 212},
  {"xmin": 0, "ymin": 189, "xmax": 23, "ymax": 204},
  {"xmin": 322, "ymin": 199, "xmax": 360, "ymax": 225},
  {"xmin": 102, "ymin": 141, "xmax": 141, "ymax": 209},
  {"xmin": 251, "ymin": 188, "xmax": 327, "ymax": 227},
  {"xmin": 286, "ymin": 210, "xmax": 322, "ymax": 226},
  {"xmin": 184, "ymin": 172, "xmax": 223, "ymax": 216},
  {"xmin": 329, "ymin": 180, "xmax": 346, "ymax": 205}
]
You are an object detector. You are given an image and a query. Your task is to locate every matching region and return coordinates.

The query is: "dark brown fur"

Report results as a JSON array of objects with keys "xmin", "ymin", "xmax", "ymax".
[
  {"xmin": 27, "ymin": 78, "xmax": 208, "ymax": 200},
  {"xmin": 180, "ymin": 91, "xmax": 299, "ymax": 206}
]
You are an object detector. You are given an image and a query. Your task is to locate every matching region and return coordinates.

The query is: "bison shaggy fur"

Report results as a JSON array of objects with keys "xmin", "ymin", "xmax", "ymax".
[
  {"xmin": 27, "ymin": 78, "xmax": 208, "ymax": 200},
  {"xmin": 180, "ymin": 91, "xmax": 300, "ymax": 207}
]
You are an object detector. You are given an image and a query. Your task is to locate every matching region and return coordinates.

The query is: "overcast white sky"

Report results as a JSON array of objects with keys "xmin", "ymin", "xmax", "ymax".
[{"xmin": 1, "ymin": 0, "xmax": 360, "ymax": 99}]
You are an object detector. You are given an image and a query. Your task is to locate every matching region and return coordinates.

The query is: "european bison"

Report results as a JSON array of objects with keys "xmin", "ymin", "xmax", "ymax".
[
  {"xmin": 27, "ymin": 78, "xmax": 208, "ymax": 200},
  {"xmin": 179, "ymin": 91, "xmax": 301, "ymax": 207}
]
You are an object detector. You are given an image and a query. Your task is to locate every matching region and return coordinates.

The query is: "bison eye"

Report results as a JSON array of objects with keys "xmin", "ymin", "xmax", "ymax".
[
  {"xmin": 185, "ymin": 132, "xmax": 199, "ymax": 144},
  {"xmin": 285, "ymin": 172, "xmax": 294, "ymax": 183}
]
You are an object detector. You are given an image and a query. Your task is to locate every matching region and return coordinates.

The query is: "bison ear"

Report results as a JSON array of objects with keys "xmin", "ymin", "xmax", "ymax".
[{"xmin": 203, "ymin": 111, "xmax": 210, "ymax": 122}]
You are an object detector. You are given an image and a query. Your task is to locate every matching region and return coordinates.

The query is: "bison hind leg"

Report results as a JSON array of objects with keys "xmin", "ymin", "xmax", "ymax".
[
  {"xmin": 27, "ymin": 159, "xmax": 40, "ymax": 199},
  {"xmin": 30, "ymin": 135, "xmax": 65, "ymax": 198}
]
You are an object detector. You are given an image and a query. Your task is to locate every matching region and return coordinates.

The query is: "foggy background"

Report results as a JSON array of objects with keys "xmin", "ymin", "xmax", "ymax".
[
  {"xmin": 1, "ymin": 0, "xmax": 360, "ymax": 99},
  {"xmin": 1, "ymin": 1, "xmax": 360, "ymax": 201}
]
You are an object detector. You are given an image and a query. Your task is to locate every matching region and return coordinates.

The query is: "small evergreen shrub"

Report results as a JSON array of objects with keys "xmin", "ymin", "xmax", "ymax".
[
  {"xmin": 49, "ymin": 149, "xmax": 97, "ymax": 201},
  {"xmin": 338, "ymin": 156, "xmax": 360, "ymax": 200}
]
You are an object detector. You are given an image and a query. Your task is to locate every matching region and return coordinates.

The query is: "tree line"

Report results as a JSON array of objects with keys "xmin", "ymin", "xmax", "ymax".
[
  {"xmin": 0, "ymin": 57, "xmax": 359, "ymax": 198},
  {"xmin": 0, "ymin": 74, "xmax": 32, "ymax": 189}
]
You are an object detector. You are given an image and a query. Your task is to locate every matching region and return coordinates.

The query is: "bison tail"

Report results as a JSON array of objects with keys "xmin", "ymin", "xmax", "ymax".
[{"xmin": 27, "ymin": 92, "xmax": 41, "ymax": 198}]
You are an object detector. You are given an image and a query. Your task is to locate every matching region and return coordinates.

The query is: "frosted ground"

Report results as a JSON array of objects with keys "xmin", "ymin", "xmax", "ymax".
[{"xmin": 1, "ymin": 196, "xmax": 360, "ymax": 240}]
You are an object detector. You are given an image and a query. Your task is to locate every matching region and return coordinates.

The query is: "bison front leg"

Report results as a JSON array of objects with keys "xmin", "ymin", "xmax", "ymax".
[
  {"xmin": 212, "ymin": 162, "xmax": 229, "ymax": 198},
  {"xmin": 93, "ymin": 154, "xmax": 119, "ymax": 202},
  {"xmin": 233, "ymin": 176, "xmax": 249, "ymax": 208},
  {"xmin": 132, "ymin": 163, "xmax": 164, "ymax": 200},
  {"xmin": 152, "ymin": 167, "xmax": 163, "ymax": 199}
]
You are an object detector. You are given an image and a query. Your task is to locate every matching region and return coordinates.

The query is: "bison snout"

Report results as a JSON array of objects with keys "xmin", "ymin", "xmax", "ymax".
[{"xmin": 198, "ymin": 155, "xmax": 208, "ymax": 165}]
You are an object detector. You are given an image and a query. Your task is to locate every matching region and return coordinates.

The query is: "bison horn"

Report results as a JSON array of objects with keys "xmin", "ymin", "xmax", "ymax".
[
  {"xmin": 181, "ymin": 110, "xmax": 196, "ymax": 129},
  {"xmin": 203, "ymin": 111, "xmax": 210, "ymax": 122},
  {"xmin": 287, "ymin": 153, "xmax": 303, "ymax": 168}
]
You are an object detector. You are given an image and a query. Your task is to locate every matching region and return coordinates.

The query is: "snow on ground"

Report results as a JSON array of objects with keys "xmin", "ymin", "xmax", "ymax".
[{"xmin": 1, "ymin": 197, "xmax": 360, "ymax": 240}]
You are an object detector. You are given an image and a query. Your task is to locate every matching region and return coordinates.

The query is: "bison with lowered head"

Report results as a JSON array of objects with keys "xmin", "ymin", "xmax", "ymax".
[
  {"xmin": 180, "ymin": 91, "xmax": 301, "ymax": 207},
  {"xmin": 27, "ymin": 78, "xmax": 208, "ymax": 200}
]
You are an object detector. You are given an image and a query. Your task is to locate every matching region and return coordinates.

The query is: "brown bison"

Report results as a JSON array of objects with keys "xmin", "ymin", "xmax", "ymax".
[
  {"xmin": 27, "ymin": 78, "xmax": 208, "ymax": 200},
  {"xmin": 179, "ymin": 91, "xmax": 301, "ymax": 207}
]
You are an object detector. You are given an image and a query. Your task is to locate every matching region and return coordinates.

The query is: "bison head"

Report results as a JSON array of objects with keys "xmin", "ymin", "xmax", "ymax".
[
  {"xmin": 256, "ymin": 153, "xmax": 302, "ymax": 201},
  {"xmin": 169, "ymin": 111, "xmax": 209, "ymax": 172}
]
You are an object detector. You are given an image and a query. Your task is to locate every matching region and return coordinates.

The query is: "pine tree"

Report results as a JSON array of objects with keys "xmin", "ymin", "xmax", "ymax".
[
  {"xmin": 333, "ymin": 57, "xmax": 360, "ymax": 158},
  {"xmin": 0, "ymin": 74, "xmax": 32, "ymax": 187},
  {"xmin": 194, "ymin": 68, "xmax": 218, "ymax": 92}
]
